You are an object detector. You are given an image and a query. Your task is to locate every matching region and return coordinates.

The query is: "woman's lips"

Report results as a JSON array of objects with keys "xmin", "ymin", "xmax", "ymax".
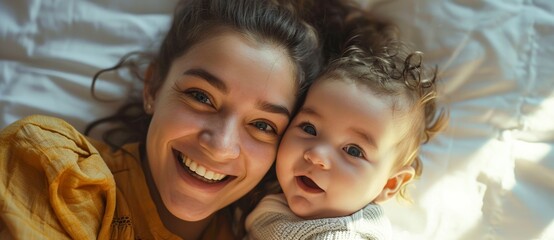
[
  {"xmin": 173, "ymin": 149, "xmax": 234, "ymax": 185},
  {"xmin": 296, "ymin": 175, "xmax": 324, "ymax": 193},
  {"xmin": 179, "ymin": 152, "xmax": 227, "ymax": 182}
]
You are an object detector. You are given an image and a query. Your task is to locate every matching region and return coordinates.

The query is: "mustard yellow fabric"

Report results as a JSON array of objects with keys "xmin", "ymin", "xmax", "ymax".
[{"xmin": 0, "ymin": 115, "xmax": 229, "ymax": 239}]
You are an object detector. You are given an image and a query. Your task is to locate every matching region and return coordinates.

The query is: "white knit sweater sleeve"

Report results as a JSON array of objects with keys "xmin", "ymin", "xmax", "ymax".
[{"xmin": 244, "ymin": 194, "xmax": 392, "ymax": 240}]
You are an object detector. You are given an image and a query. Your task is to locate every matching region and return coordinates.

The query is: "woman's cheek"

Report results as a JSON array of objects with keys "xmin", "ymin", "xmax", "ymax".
[{"xmin": 246, "ymin": 139, "xmax": 277, "ymax": 174}]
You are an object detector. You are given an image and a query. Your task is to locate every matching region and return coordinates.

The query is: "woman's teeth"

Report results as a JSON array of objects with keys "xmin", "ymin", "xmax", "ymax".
[{"xmin": 180, "ymin": 153, "xmax": 227, "ymax": 181}]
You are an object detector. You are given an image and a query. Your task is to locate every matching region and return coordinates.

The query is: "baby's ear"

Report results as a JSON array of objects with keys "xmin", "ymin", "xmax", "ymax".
[{"xmin": 374, "ymin": 165, "xmax": 415, "ymax": 204}]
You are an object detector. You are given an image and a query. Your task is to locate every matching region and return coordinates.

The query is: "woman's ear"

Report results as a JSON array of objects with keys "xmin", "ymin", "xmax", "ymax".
[
  {"xmin": 374, "ymin": 165, "xmax": 415, "ymax": 204},
  {"xmin": 143, "ymin": 63, "xmax": 156, "ymax": 114}
]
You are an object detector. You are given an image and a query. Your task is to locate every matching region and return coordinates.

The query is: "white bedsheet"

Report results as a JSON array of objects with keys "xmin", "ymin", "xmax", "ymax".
[{"xmin": 1, "ymin": 0, "xmax": 553, "ymax": 239}]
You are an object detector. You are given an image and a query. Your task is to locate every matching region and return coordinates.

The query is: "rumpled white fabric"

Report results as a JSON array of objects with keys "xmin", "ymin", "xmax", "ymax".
[
  {"xmin": 1, "ymin": 0, "xmax": 553, "ymax": 239},
  {"xmin": 371, "ymin": 1, "xmax": 554, "ymax": 240},
  {"xmin": 0, "ymin": 0, "xmax": 175, "ymax": 134}
]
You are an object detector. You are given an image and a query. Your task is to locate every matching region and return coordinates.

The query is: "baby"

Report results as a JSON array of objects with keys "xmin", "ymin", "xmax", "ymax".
[{"xmin": 245, "ymin": 38, "xmax": 448, "ymax": 239}]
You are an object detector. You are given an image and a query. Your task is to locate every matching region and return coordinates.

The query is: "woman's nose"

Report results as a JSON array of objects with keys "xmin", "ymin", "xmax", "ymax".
[
  {"xmin": 303, "ymin": 145, "xmax": 331, "ymax": 170},
  {"xmin": 198, "ymin": 115, "xmax": 241, "ymax": 161}
]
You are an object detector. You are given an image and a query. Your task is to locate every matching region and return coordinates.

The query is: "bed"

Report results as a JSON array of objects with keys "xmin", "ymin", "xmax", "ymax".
[{"xmin": 1, "ymin": 0, "xmax": 553, "ymax": 239}]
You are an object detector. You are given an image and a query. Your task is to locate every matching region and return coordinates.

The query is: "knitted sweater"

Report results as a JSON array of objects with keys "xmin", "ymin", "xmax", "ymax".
[{"xmin": 245, "ymin": 194, "xmax": 392, "ymax": 240}]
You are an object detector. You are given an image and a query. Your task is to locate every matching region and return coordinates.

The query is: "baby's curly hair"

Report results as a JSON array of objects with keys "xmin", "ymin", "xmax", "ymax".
[{"xmin": 319, "ymin": 35, "xmax": 448, "ymax": 202}]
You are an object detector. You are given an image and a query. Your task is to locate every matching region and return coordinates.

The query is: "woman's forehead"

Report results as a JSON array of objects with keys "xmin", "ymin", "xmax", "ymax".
[{"xmin": 167, "ymin": 30, "xmax": 298, "ymax": 109}]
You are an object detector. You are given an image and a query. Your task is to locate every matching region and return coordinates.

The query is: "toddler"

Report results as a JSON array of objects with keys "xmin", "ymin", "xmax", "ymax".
[{"xmin": 245, "ymin": 37, "xmax": 448, "ymax": 239}]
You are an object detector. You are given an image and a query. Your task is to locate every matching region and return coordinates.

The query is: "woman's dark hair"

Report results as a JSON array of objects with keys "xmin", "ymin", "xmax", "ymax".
[
  {"xmin": 87, "ymin": 0, "xmax": 324, "ymax": 237},
  {"xmin": 280, "ymin": 0, "xmax": 399, "ymax": 64}
]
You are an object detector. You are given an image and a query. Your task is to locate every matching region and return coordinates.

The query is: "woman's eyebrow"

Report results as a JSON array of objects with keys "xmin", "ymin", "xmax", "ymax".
[
  {"xmin": 257, "ymin": 101, "xmax": 291, "ymax": 119},
  {"xmin": 183, "ymin": 68, "xmax": 228, "ymax": 93},
  {"xmin": 184, "ymin": 68, "xmax": 290, "ymax": 118}
]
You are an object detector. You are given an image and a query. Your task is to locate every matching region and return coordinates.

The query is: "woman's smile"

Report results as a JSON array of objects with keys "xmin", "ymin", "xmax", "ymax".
[
  {"xmin": 175, "ymin": 150, "xmax": 228, "ymax": 182},
  {"xmin": 172, "ymin": 149, "xmax": 235, "ymax": 189}
]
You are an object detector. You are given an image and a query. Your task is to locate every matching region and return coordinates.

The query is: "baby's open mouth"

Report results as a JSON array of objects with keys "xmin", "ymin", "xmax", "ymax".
[
  {"xmin": 296, "ymin": 176, "xmax": 324, "ymax": 193},
  {"xmin": 175, "ymin": 150, "xmax": 229, "ymax": 183}
]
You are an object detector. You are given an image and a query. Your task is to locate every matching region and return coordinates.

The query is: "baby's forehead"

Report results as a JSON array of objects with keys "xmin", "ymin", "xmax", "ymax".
[{"xmin": 306, "ymin": 78, "xmax": 413, "ymax": 134}]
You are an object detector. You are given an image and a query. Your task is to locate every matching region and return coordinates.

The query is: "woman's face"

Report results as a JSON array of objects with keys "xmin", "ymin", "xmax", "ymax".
[{"xmin": 144, "ymin": 30, "xmax": 296, "ymax": 221}]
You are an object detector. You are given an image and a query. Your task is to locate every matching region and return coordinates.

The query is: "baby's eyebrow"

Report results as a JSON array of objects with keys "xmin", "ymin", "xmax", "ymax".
[
  {"xmin": 351, "ymin": 128, "xmax": 377, "ymax": 148},
  {"xmin": 298, "ymin": 107, "xmax": 321, "ymax": 118},
  {"xmin": 183, "ymin": 68, "xmax": 228, "ymax": 94}
]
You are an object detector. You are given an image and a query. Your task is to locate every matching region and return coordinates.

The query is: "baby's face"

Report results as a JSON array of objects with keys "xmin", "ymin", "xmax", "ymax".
[{"xmin": 276, "ymin": 78, "xmax": 408, "ymax": 219}]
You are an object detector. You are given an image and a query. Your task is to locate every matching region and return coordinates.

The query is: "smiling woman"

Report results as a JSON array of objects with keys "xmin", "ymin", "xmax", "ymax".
[
  {"xmin": 0, "ymin": 0, "xmax": 323, "ymax": 239},
  {"xmin": 142, "ymin": 29, "xmax": 296, "ymax": 223}
]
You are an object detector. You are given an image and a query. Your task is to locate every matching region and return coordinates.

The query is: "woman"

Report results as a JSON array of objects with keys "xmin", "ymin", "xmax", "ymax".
[{"xmin": 0, "ymin": 0, "xmax": 322, "ymax": 239}]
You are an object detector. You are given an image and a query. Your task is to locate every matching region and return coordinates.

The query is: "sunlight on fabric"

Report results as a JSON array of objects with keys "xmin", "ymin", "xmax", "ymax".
[
  {"xmin": 514, "ymin": 141, "xmax": 553, "ymax": 164},
  {"xmin": 482, "ymin": 128, "xmax": 552, "ymax": 191},
  {"xmin": 516, "ymin": 96, "xmax": 554, "ymax": 144},
  {"xmin": 541, "ymin": 220, "xmax": 554, "ymax": 240},
  {"xmin": 479, "ymin": 135, "xmax": 516, "ymax": 191},
  {"xmin": 417, "ymin": 175, "xmax": 486, "ymax": 238}
]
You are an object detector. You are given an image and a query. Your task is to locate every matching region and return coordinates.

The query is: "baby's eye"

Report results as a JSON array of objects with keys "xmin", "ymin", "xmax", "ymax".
[
  {"xmin": 252, "ymin": 121, "xmax": 276, "ymax": 134},
  {"xmin": 300, "ymin": 123, "xmax": 317, "ymax": 136},
  {"xmin": 343, "ymin": 145, "xmax": 364, "ymax": 158},
  {"xmin": 187, "ymin": 90, "xmax": 212, "ymax": 105}
]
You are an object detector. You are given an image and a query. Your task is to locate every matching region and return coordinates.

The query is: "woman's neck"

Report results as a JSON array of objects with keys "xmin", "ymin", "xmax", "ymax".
[
  {"xmin": 141, "ymin": 155, "xmax": 214, "ymax": 239},
  {"xmin": 156, "ymin": 196, "xmax": 214, "ymax": 239}
]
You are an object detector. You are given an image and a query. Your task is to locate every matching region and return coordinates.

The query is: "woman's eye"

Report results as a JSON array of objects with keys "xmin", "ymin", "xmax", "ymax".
[
  {"xmin": 300, "ymin": 123, "xmax": 317, "ymax": 136},
  {"xmin": 343, "ymin": 145, "xmax": 364, "ymax": 158},
  {"xmin": 252, "ymin": 121, "xmax": 276, "ymax": 134},
  {"xmin": 187, "ymin": 90, "xmax": 212, "ymax": 105}
]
